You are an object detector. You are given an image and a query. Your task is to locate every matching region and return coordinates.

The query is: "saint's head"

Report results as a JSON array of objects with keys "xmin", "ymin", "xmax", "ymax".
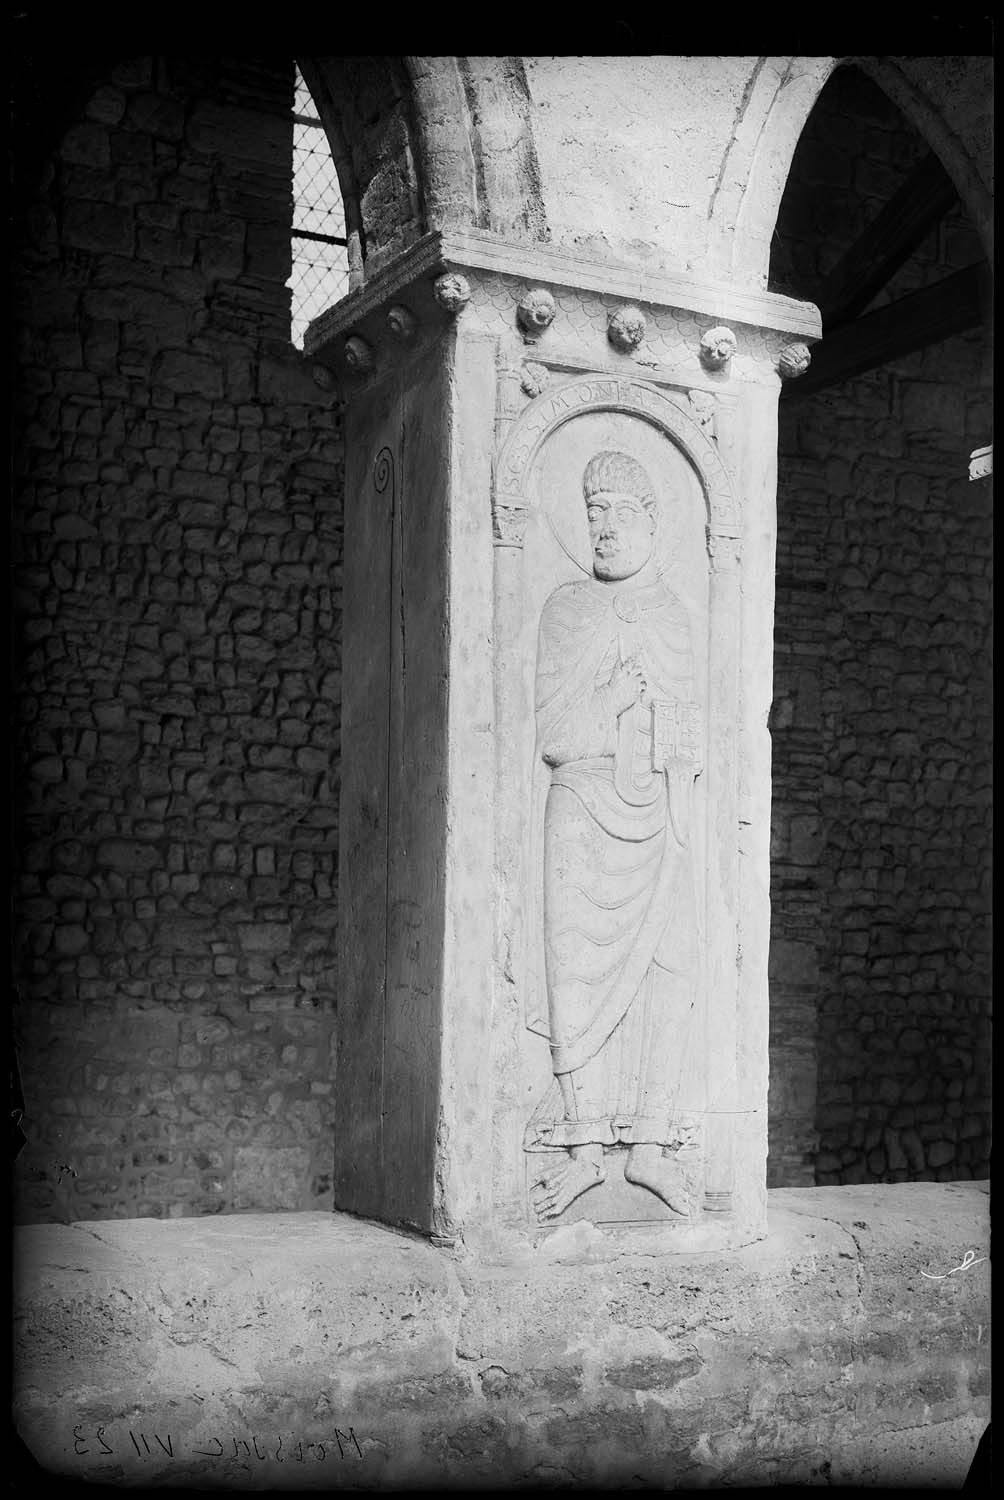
[{"xmin": 582, "ymin": 451, "xmax": 657, "ymax": 581}]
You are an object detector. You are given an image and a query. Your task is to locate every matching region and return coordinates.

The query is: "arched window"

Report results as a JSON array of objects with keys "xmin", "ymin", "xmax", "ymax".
[{"xmin": 288, "ymin": 65, "xmax": 349, "ymax": 350}]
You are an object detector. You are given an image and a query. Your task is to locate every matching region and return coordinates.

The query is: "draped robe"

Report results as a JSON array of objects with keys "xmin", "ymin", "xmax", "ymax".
[{"xmin": 525, "ymin": 574, "xmax": 703, "ymax": 1152}]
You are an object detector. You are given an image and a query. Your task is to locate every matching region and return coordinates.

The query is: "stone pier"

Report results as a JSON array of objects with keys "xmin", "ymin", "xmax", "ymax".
[{"xmin": 304, "ymin": 230, "xmax": 821, "ymax": 1257}]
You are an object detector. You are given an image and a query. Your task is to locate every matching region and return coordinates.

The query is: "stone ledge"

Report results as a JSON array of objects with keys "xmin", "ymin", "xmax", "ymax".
[
  {"xmin": 15, "ymin": 1183, "xmax": 989, "ymax": 1490},
  {"xmin": 303, "ymin": 227, "xmax": 822, "ymax": 356}
]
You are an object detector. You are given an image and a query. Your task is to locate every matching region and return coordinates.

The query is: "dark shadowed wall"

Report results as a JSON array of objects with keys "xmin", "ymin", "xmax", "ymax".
[
  {"xmin": 767, "ymin": 66, "xmax": 992, "ymax": 1188},
  {"xmin": 12, "ymin": 55, "xmax": 345, "ymax": 1221}
]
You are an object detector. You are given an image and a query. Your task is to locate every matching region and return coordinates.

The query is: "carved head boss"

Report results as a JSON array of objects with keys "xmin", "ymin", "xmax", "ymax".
[{"xmin": 583, "ymin": 451, "xmax": 658, "ymax": 582}]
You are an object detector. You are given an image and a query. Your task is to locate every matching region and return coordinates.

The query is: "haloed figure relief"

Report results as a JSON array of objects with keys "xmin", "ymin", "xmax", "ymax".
[{"xmin": 526, "ymin": 451, "xmax": 704, "ymax": 1223}]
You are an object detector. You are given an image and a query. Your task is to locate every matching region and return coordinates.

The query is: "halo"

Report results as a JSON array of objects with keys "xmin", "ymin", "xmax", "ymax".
[
  {"xmin": 540, "ymin": 438, "xmax": 676, "ymax": 578},
  {"xmin": 529, "ymin": 411, "xmax": 707, "ymax": 630}
]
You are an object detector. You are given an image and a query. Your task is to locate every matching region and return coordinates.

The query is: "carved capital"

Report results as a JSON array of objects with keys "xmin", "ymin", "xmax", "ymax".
[
  {"xmin": 386, "ymin": 304, "xmax": 418, "ymax": 341},
  {"xmin": 493, "ymin": 501, "xmax": 529, "ymax": 548},
  {"xmin": 778, "ymin": 341, "xmax": 812, "ymax": 380},
  {"xmin": 516, "ymin": 287, "xmax": 556, "ymax": 338},
  {"xmin": 707, "ymin": 531, "xmax": 741, "ymax": 571},
  {"xmin": 343, "ymin": 335, "xmax": 374, "ymax": 374},
  {"xmin": 607, "ymin": 305, "xmax": 647, "ymax": 352},
  {"xmin": 699, "ymin": 326, "xmax": 737, "ymax": 372},
  {"xmin": 433, "ymin": 272, "xmax": 472, "ymax": 314}
]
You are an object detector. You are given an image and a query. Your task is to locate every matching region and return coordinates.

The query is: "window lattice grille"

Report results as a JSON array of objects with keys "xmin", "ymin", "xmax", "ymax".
[{"xmin": 289, "ymin": 67, "xmax": 349, "ymax": 350}]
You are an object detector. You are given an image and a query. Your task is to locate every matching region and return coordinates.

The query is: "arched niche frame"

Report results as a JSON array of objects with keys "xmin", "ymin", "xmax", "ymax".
[
  {"xmin": 492, "ymin": 373, "xmax": 739, "ymax": 549},
  {"xmin": 490, "ymin": 373, "xmax": 744, "ymax": 1219}
]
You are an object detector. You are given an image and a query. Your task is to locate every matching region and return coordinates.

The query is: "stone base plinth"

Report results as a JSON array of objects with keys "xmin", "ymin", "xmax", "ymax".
[{"xmin": 15, "ymin": 1184, "xmax": 989, "ymax": 1490}]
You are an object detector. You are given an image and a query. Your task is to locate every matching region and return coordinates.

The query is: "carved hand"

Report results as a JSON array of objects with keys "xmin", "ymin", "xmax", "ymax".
[
  {"xmin": 663, "ymin": 755, "xmax": 702, "ymax": 778},
  {"xmin": 607, "ymin": 655, "xmax": 647, "ymax": 714}
]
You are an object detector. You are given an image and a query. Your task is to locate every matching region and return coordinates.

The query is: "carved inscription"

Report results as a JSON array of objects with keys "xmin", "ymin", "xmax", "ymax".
[
  {"xmin": 525, "ymin": 451, "xmax": 704, "ymax": 1224},
  {"xmin": 69, "ymin": 1422, "xmax": 364, "ymax": 1465},
  {"xmin": 493, "ymin": 375, "xmax": 738, "ymax": 547}
]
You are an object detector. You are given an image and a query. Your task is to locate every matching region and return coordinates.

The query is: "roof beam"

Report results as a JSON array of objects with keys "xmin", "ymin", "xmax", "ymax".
[
  {"xmin": 784, "ymin": 262, "xmax": 990, "ymax": 399},
  {"xmin": 815, "ymin": 151, "xmax": 960, "ymax": 329}
]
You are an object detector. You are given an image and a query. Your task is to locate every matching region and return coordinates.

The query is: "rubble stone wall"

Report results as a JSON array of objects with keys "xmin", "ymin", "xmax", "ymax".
[
  {"xmin": 768, "ymin": 65, "xmax": 992, "ymax": 1187},
  {"xmin": 12, "ymin": 56, "xmax": 345, "ymax": 1222}
]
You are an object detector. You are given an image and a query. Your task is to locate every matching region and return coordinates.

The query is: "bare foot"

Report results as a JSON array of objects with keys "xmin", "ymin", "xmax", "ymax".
[
  {"xmin": 625, "ymin": 1144, "xmax": 694, "ymax": 1215},
  {"xmin": 532, "ymin": 1151, "xmax": 606, "ymax": 1222}
]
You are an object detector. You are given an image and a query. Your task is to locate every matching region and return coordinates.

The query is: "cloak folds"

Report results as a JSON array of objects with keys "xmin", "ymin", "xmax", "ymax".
[{"xmin": 524, "ymin": 576, "xmax": 704, "ymax": 1152}]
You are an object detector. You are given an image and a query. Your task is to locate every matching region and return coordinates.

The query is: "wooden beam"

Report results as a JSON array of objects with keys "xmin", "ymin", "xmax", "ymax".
[
  {"xmin": 783, "ymin": 262, "xmax": 991, "ymax": 399},
  {"xmin": 815, "ymin": 152, "xmax": 959, "ymax": 329}
]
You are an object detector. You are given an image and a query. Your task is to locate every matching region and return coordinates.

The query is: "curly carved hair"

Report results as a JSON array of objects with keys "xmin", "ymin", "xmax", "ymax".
[{"xmin": 582, "ymin": 451, "xmax": 657, "ymax": 512}]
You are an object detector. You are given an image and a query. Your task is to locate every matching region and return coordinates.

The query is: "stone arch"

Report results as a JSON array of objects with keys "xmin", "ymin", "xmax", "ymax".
[
  {"xmin": 403, "ymin": 57, "xmax": 480, "ymax": 235},
  {"xmin": 493, "ymin": 374, "xmax": 740, "ymax": 548},
  {"xmin": 440, "ymin": 58, "xmax": 548, "ymax": 241},
  {"xmin": 706, "ymin": 56, "xmax": 839, "ymax": 288},
  {"xmin": 296, "ymin": 56, "xmax": 426, "ymax": 279},
  {"xmin": 849, "ymin": 56, "xmax": 993, "ymax": 263},
  {"xmin": 712, "ymin": 53, "xmax": 993, "ymax": 290},
  {"xmin": 297, "ymin": 56, "xmax": 549, "ymax": 284}
]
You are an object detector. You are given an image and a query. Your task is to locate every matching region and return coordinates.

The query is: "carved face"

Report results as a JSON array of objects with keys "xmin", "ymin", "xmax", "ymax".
[{"xmin": 585, "ymin": 491, "xmax": 655, "ymax": 580}]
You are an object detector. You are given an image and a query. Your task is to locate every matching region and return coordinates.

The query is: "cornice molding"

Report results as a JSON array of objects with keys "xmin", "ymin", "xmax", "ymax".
[{"xmin": 303, "ymin": 229, "xmax": 822, "ymax": 356}]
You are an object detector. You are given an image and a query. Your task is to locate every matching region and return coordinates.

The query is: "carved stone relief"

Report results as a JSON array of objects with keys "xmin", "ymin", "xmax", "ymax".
[
  {"xmin": 698, "ymin": 325, "xmax": 737, "ymax": 372},
  {"xmin": 526, "ymin": 448, "xmax": 706, "ymax": 1223},
  {"xmin": 517, "ymin": 287, "xmax": 557, "ymax": 338},
  {"xmin": 607, "ymin": 305, "xmax": 647, "ymax": 352},
  {"xmin": 344, "ymin": 335, "xmax": 375, "ymax": 373},
  {"xmin": 777, "ymin": 340, "xmax": 812, "ymax": 379},
  {"xmin": 433, "ymin": 272, "xmax": 472, "ymax": 314},
  {"xmin": 493, "ymin": 376, "xmax": 740, "ymax": 1230},
  {"xmin": 493, "ymin": 373, "xmax": 739, "ymax": 544},
  {"xmin": 310, "ymin": 363, "xmax": 337, "ymax": 392},
  {"xmin": 386, "ymin": 304, "xmax": 419, "ymax": 341},
  {"xmin": 520, "ymin": 361, "xmax": 551, "ymax": 398},
  {"xmin": 687, "ymin": 388, "xmax": 716, "ymax": 436}
]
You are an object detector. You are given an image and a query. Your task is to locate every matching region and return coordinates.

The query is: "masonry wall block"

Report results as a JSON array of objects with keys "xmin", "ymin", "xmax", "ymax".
[{"xmin": 13, "ymin": 55, "xmax": 345, "ymax": 1223}]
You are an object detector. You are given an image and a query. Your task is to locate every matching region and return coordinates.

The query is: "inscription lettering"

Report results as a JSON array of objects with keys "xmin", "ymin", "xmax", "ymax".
[
  {"xmin": 70, "ymin": 1423, "xmax": 365, "ymax": 1464},
  {"xmin": 192, "ymin": 1437, "xmax": 224, "ymax": 1458},
  {"xmin": 334, "ymin": 1427, "xmax": 364, "ymax": 1459},
  {"xmin": 495, "ymin": 375, "xmax": 738, "ymax": 544}
]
